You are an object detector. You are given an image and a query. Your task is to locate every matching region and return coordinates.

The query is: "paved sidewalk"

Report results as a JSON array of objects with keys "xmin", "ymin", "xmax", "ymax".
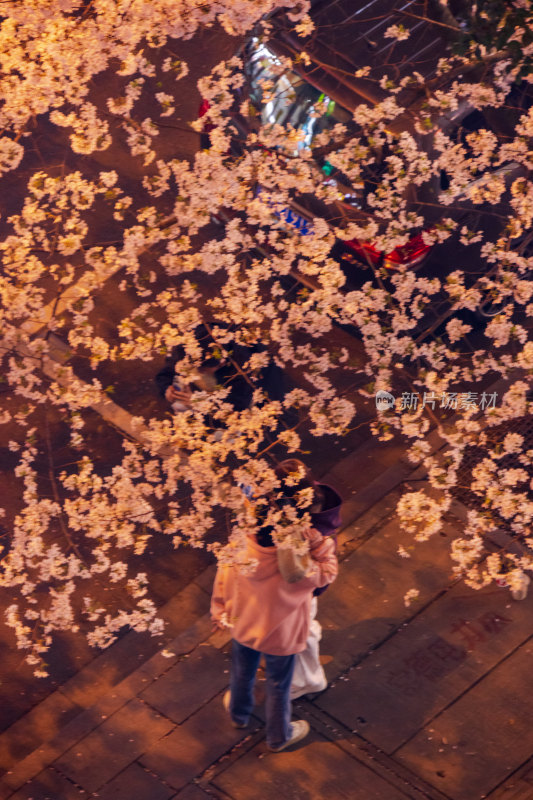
[{"xmin": 1, "ymin": 436, "xmax": 533, "ymax": 800}]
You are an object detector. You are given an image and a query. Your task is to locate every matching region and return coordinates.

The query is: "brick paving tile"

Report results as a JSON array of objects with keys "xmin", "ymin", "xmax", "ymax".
[
  {"xmin": 54, "ymin": 699, "xmax": 174, "ymax": 793},
  {"xmin": 318, "ymin": 584, "xmax": 533, "ymax": 753},
  {"xmin": 395, "ymin": 637, "xmax": 533, "ymax": 800},
  {"xmin": 7, "ymin": 768, "xmax": 87, "ymax": 800},
  {"xmin": 212, "ymin": 730, "xmax": 413, "ymax": 800},
  {"xmin": 139, "ymin": 695, "xmax": 252, "ymax": 791},
  {"xmin": 141, "ymin": 646, "xmax": 230, "ymax": 724},
  {"xmin": 0, "ymin": 694, "xmax": 83, "ymax": 773},
  {"xmin": 96, "ymin": 762, "xmax": 174, "ymax": 800}
]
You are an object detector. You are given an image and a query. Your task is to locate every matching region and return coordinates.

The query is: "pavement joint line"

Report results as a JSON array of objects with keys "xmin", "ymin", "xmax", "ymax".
[
  {"xmin": 137, "ymin": 686, "xmax": 216, "ymax": 731},
  {"xmin": 297, "ymin": 702, "xmax": 453, "ymax": 800},
  {"xmin": 0, "ymin": 671, "xmax": 178, "ymax": 795},
  {"xmin": 486, "ymin": 755, "xmax": 533, "ymax": 799},
  {"xmin": 194, "ymin": 776, "xmax": 229, "ymax": 800},
  {"xmin": 316, "ymin": 499, "xmax": 467, "ymax": 699},
  {"xmin": 3, "ymin": 458, "xmax": 402, "ymax": 790},
  {"xmin": 134, "ymin": 759, "xmax": 184, "ymax": 797},
  {"xmin": 0, "ymin": 620, "xmax": 212, "ymax": 788},
  {"xmin": 0, "ymin": 444, "xmax": 464, "ymax": 796},
  {"xmin": 194, "ymin": 725, "xmax": 266, "ymax": 792},
  {"xmin": 320, "ymin": 583, "xmax": 458, "ymax": 695},
  {"xmin": 203, "ymin": 694, "xmax": 451, "ymax": 800},
  {"xmin": 338, "ymin": 504, "xmax": 398, "ymax": 556},
  {"xmin": 388, "ymin": 629, "xmax": 533, "ymax": 761},
  {"xmin": 48, "ymin": 763, "xmax": 88, "ymax": 797}
]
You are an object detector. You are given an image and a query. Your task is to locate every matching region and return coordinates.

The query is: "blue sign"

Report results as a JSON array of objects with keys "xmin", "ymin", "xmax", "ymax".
[{"xmin": 256, "ymin": 186, "xmax": 313, "ymax": 236}]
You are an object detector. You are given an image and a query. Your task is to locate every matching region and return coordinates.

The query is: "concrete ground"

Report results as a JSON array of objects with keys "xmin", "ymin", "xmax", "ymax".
[{"xmin": 1, "ymin": 425, "xmax": 532, "ymax": 800}]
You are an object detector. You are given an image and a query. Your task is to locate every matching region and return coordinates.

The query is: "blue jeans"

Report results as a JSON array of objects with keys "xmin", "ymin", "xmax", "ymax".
[{"xmin": 229, "ymin": 639, "xmax": 295, "ymax": 749}]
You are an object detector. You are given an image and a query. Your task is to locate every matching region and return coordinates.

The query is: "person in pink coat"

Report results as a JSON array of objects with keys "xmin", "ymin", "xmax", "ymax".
[{"xmin": 211, "ymin": 521, "xmax": 337, "ymax": 751}]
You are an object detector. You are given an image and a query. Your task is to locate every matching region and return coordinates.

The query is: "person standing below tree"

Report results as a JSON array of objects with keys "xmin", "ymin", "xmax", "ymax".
[
  {"xmin": 155, "ymin": 322, "xmax": 285, "ymax": 414},
  {"xmin": 211, "ymin": 505, "xmax": 338, "ymax": 751}
]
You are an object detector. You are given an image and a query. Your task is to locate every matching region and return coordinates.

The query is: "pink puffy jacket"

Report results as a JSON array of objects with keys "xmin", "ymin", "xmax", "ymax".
[{"xmin": 210, "ymin": 528, "xmax": 338, "ymax": 656}]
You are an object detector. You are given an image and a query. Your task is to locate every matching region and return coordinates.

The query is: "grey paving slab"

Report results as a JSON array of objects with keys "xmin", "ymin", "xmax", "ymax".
[
  {"xmin": 97, "ymin": 762, "xmax": 174, "ymax": 800},
  {"xmin": 337, "ymin": 486, "xmax": 402, "ymax": 551},
  {"xmin": 141, "ymin": 646, "xmax": 230, "ymax": 724},
  {"xmin": 138, "ymin": 616, "xmax": 212, "ymax": 680},
  {"xmin": 59, "ymin": 583, "xmax": 208, "ymax": 709},
  {"xmin": 55, "ymin": 633, "xmax": 157, "ymax": 711},
  {"xmin": 321, "ymin": 438, "xmax": 406, "ymax": 488},
  {"xmin": 322, "ymin": 441, "xmax": 412, "ymax": 526},
  {"xmin": 0, "ymin": 666, "xmax": 161, "ymax": 795},
  {"xmin": 159, "ymin": 584, "xmax": 211, "ymax": 638},
  {"xmin": 212, "ymin": 730, "xmax": 413, "ymax": 800},
  {"xmin": 192, "ymin": 564, "xmax": 217, "ymax": 595},
  {"xmin": 395, "ymin": 637, "xmax": 533, "ymax": 800},
  {"xmin": 295, "ymin": 702, "xmax": 450, "ymax": 800},
  {"xmin": 0, "ymin": 632, "xmax": 229, "ymax": 798},
  {"xmin": 54, "ymin": 699, "xmax": 174, "ymax": 793},
  {"xmin": 316, "ymin": 515, "xmax": 453, "ymax": 677},
  {"xmin": 139, "ymin": 695, "xmax": 251, "ymax": 791},
  {"xmin": 318, "ymin": 583, "xmax": 533, "ymax": 753},
  {"xmin": 0, "ymin": 707, "xmax": 104, "ymax": 798},
  {"xmin": 7, "ymin": 767, "xmax": 87, "ymax": 800},
  {"xmin": 0, "ymin": 693, "xmax": 83, "ymax": 772}
]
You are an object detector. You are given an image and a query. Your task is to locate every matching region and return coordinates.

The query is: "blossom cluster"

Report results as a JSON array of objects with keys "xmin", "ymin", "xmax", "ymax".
[{"xmin": 0, "ymin": 0, "xmax": 532, "ymax": 674}]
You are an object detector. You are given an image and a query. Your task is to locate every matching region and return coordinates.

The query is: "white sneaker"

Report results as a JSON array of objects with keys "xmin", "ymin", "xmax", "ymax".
[{"xmin": 268, "ymin": 720, "xmax": 310, "ymax": 752}]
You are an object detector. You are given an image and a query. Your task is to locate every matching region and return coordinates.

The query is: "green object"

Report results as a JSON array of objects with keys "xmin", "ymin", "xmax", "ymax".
[
  {"xmin": 322, "ymin": 160, "xmax": 334, "ymax": 175},
  {"xmin": 326, "ymin": 100, "xmax": 335, "ymax": 116}
]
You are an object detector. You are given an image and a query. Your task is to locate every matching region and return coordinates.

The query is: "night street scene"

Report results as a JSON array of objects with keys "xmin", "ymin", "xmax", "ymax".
[{"xmin": 0, "ymin": 0, "xmax": 532, "ymax": 798}]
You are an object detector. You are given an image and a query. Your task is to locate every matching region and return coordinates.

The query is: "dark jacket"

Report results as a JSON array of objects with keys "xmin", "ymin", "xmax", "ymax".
[
  {"xmin": 311, "ymin": 483, "xmax": 342, "ymax": 596},
  {"xmin": 155, "ymin": 341, "xmax": 285, "ymax": 412}
]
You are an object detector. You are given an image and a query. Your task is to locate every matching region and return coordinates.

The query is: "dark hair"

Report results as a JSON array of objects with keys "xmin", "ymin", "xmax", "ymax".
[
  {"xmin": 255, "ymin": 460, "xmax": 323, "ymax": 548},
  {"xmin": 274, "ymin": 459, "xmax": 324, "ymax": 507},
  {"xmin": 255, "ymin": 496, "xmax": 304, "ymax": 548}
]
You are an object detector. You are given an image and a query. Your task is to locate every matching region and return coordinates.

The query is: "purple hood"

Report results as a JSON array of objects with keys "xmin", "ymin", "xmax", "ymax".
[
  {"xmin": 311, "ymin": 484, "xmax": 342, "ymax": 536},
  {"xmin": 311, "ymin": 484, "xmax": 342, "ymax": 597}
]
